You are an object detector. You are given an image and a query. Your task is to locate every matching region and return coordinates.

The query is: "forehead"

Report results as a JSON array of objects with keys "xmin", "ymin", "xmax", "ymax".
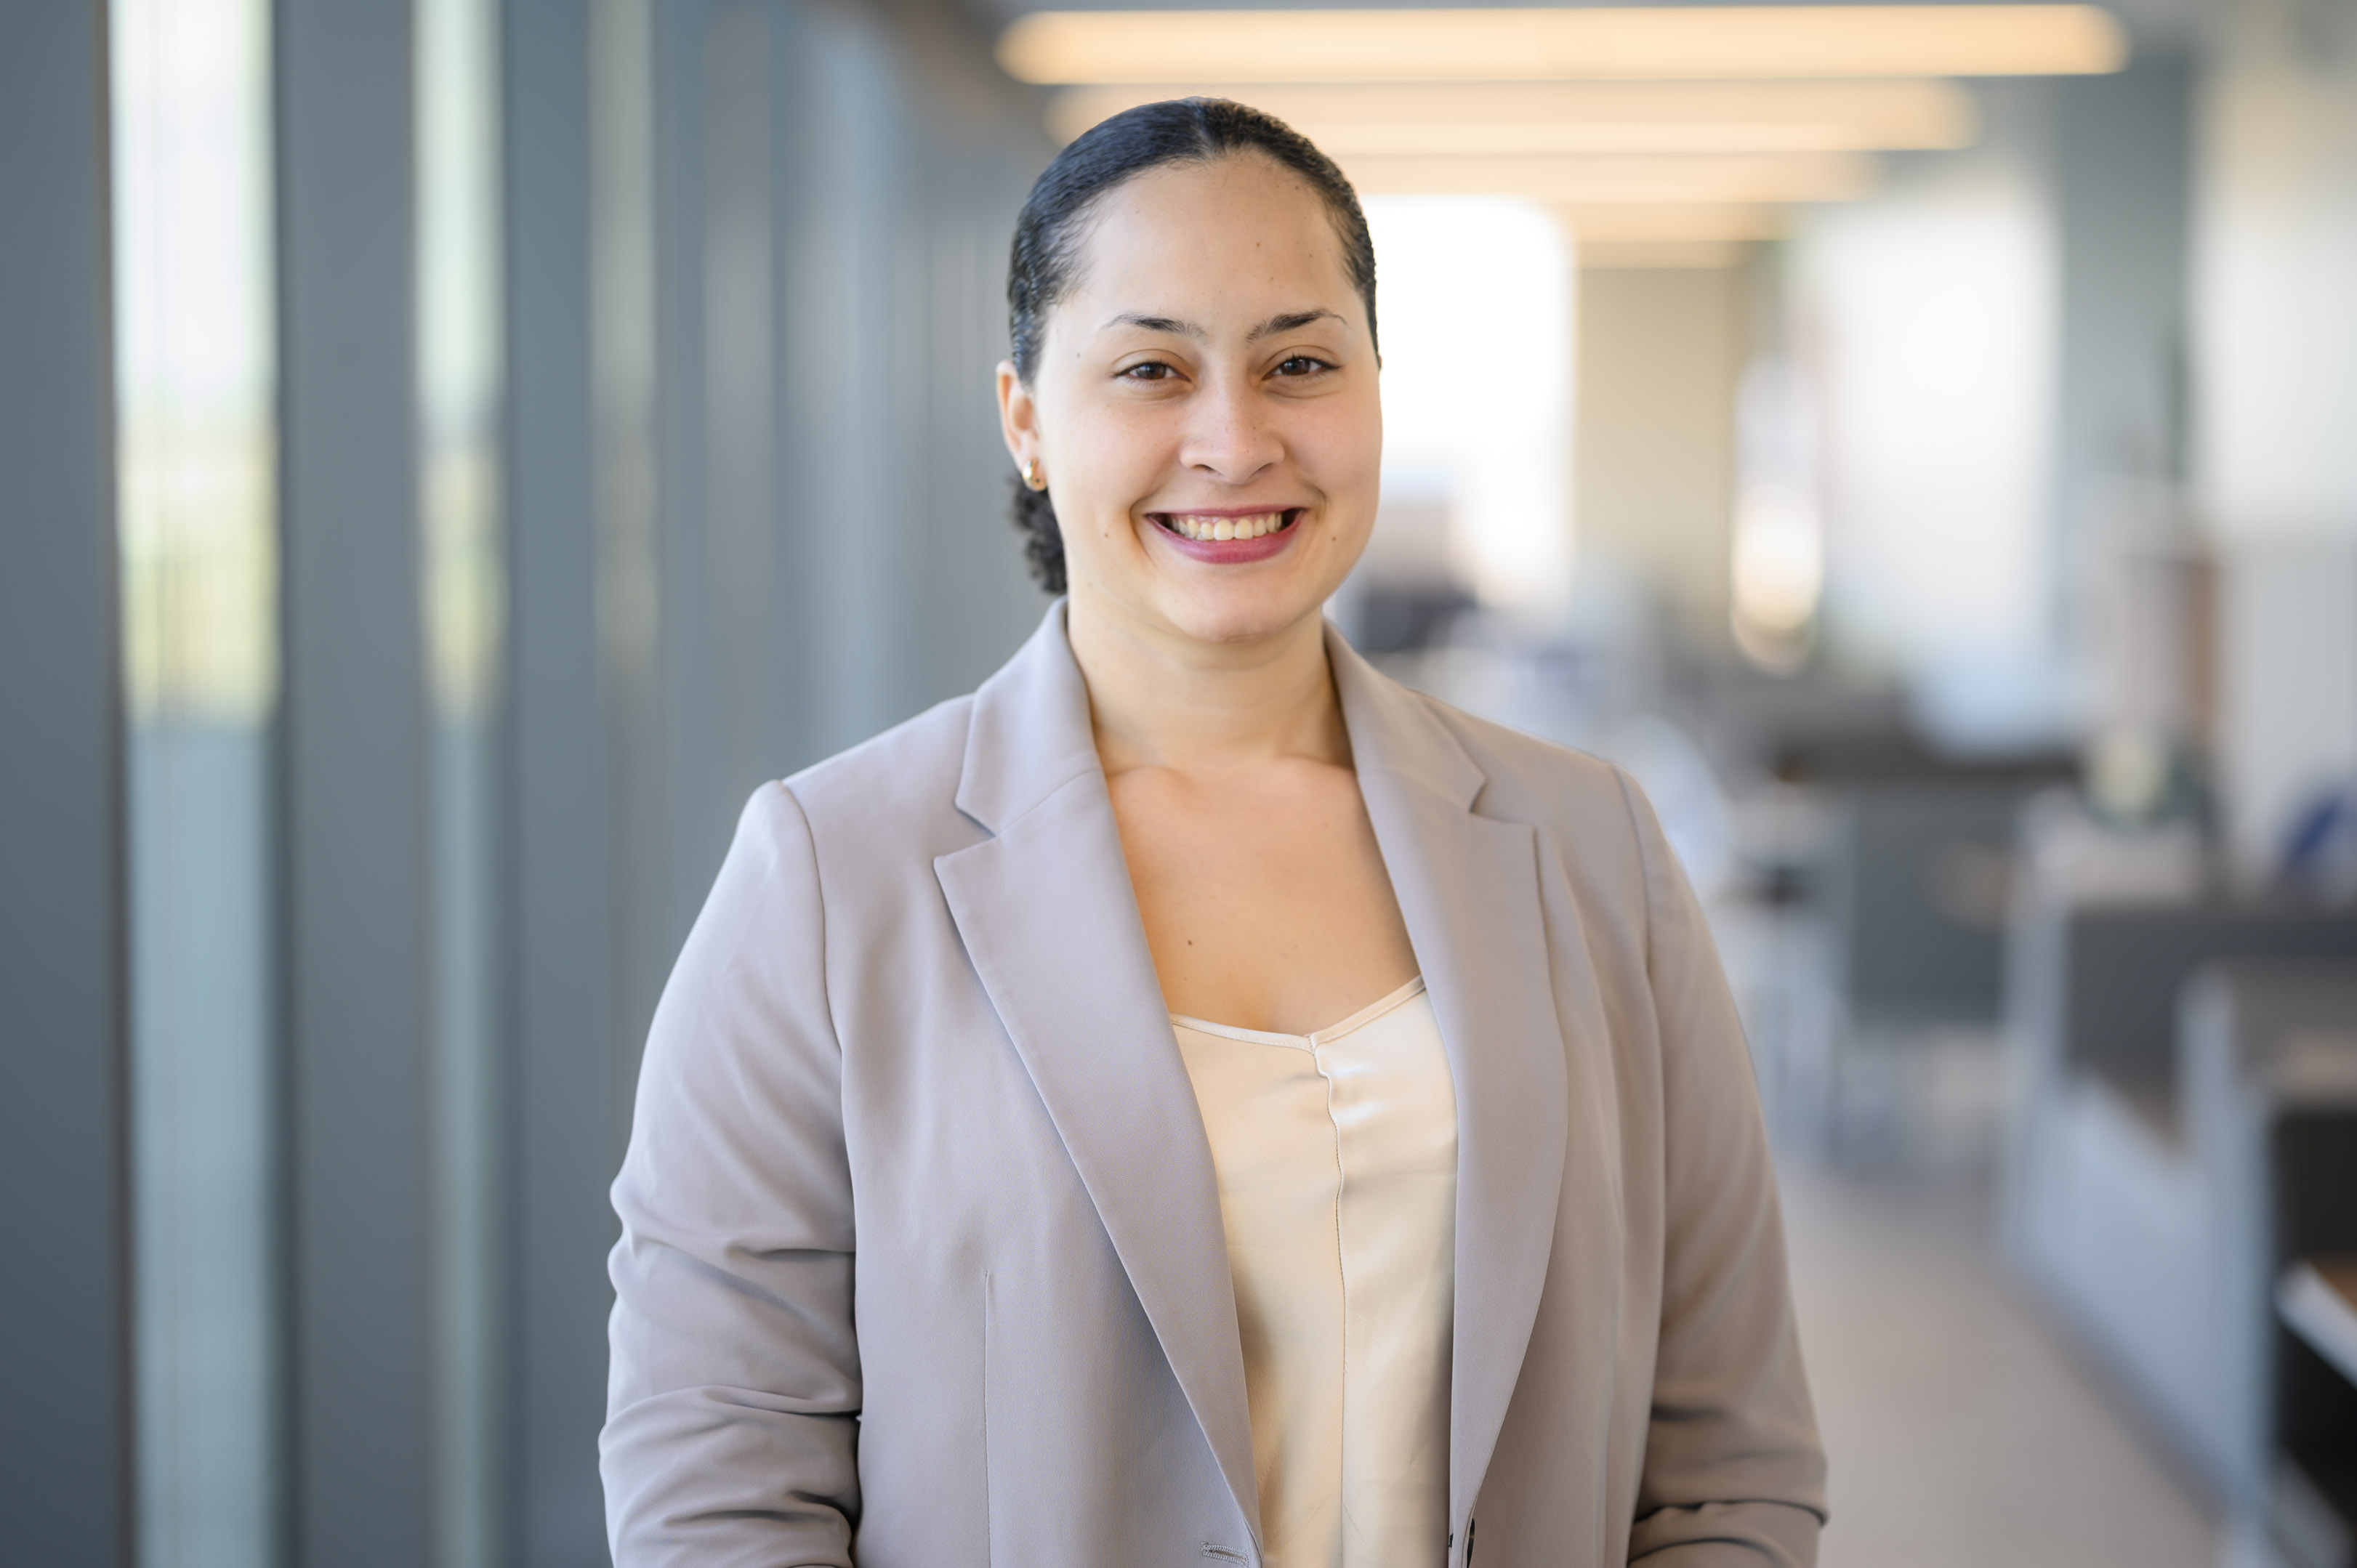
[{"xmin": 1060, "ymin": 153, "xmax": 1360, "ymax": 323}]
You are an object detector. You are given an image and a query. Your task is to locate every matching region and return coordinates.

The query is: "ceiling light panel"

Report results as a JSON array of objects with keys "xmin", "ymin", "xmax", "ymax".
[
  {"xmin": 1000, "ymin": 6, "xmax": 2127, "ymax": 85},
  {"xmin": 1342, "ymin": 150, "xmax": 1877, "ymax": 204},
  {"xmin": 1556, "ymin": 203, "xmax": 1789, "ymax": 242},
  {"xmin": 1047, "ymin": 79, "xmax": 1979, "ymax": 152},
  {"xmin": 1318, "ymin": 121, "xmax": 1911, "ymax": 154},
  {"xmin": 1579, "ymin": 239, "xmax": 1755, "ymax": 267}
]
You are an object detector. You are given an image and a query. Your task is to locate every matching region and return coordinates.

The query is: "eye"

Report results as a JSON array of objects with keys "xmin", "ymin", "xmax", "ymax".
[
  {"xmin": 1273, "ymin": 355, "xmax": 1334, "ymax": 378},
  {"xmin": 1120, "ymin": 360, "xmax": 1177, "ymax": 381}
]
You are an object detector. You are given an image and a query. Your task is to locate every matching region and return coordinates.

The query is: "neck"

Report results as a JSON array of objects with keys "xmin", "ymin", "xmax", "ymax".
[{"xmin": 1065, "ymin": 586, "xmax": 1348, "ymax": 777}]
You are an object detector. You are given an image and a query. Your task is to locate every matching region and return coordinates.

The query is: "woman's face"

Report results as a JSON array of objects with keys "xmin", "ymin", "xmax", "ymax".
[{"xmin": 999, "ymin": 153, "xmax": 1382, "ymax": 651}]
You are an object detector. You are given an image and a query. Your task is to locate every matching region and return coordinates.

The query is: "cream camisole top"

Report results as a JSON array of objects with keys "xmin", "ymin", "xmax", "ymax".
[{"xmin": 1170, "ymin": 977, "xmax": 1458, "ymax": 1568}]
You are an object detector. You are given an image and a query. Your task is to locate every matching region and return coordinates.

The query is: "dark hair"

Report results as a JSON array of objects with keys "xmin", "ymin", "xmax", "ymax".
[{"xmin": 1004, "ymin": 97, "xmax": 1379, "ymax": 594}]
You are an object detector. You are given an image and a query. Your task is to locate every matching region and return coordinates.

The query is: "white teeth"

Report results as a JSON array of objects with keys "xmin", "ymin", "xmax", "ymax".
[{"xmin": 1168, "ymin": 512, "xmax": 1286, "ymax": 541}]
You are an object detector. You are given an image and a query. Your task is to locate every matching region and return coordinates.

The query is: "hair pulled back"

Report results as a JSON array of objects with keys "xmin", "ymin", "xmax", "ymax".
[{"xmin": 1004, "ymin": 98, "xmax": 1379, "ymax": 594}]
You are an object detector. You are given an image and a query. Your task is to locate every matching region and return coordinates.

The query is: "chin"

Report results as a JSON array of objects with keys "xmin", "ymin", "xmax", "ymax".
[{"xmin": 1157, "ymin": 578, "xmax": 1329, "ymax": 649}]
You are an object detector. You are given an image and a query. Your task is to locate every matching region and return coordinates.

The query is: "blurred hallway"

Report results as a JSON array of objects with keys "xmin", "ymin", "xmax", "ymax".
[{"xmin": 1784, "ymin": 1157, "xmax": 2220, "ymax": 1567}]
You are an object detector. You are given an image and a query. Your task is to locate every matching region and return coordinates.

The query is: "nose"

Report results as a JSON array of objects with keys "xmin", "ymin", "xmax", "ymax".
[{"xmin": 1177, "ymin": 371, "xmax": 1282, "ymax": 488}]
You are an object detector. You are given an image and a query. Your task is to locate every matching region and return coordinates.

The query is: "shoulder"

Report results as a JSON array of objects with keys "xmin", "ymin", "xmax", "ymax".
[
  {"xmin": 1411, "ymin": 690, "xmax": 1656, "ymax": 858},
  {"xmin": 1390, "ymin": 684, "xmax": 1685, "ymax": 949},
  {"xmin": 775, "ymin": 692, "xmax": 980, "ymax": 851},
  {"xmin": 1422, "ymin": 692, "xmax": 1627, "ymax": 809}
]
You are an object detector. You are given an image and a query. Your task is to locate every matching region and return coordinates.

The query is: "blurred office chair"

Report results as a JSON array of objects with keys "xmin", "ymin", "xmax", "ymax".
[
  {"xmin": 1825, "ymin": 782, "xmax": 2024, "ymax": 1025},
  {"xmin": 1801, "ymin": 750, "xmax": 2070, "ymax": 1157}
]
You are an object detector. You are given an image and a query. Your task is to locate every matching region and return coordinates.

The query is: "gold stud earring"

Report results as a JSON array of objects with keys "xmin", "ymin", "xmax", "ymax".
[{"xmin": 1024, "ymin": 458, "xmax": 1046, "ymax": 491}]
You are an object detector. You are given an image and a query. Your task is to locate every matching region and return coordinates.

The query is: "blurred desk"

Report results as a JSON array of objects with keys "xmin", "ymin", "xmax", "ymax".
[
  {"xmin": 2005, "ymin": 939, "xmax": 2357, "ymax": 1514},
  {"xmin": 2283, "ymin": 1259, "xmax": 2357, "ymax": 1389},
  {"xmin": 2276, "ymin": 1258, "xmax": 2357, "ymax": 1568}
]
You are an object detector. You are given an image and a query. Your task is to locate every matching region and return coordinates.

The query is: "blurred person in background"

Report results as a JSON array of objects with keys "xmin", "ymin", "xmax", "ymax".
[{"xmin": 601, "ymin": 99, "xmax": 1823, "ymax": 1567}]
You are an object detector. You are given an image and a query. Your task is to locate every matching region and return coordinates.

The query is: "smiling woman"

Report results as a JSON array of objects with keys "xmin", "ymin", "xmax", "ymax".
[{"xmin": 601, "ymin": 97, "xmax": 1826, "ymax": 1568}]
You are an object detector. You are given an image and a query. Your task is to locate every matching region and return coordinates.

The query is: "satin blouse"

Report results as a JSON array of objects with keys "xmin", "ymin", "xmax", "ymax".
[{"xmin": 1170, "ymin": 977, "xmax": 1459, "ymax": 1568}]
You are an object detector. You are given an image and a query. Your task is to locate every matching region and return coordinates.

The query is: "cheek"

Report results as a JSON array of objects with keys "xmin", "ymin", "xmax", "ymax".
[
  {"xmin": 1294, "ymin": 392, "xmax": 1384, "ymax": 496},
  {"xmin": 1056, "ymin": 398, "xmax": 1180, "ymax": 515}
]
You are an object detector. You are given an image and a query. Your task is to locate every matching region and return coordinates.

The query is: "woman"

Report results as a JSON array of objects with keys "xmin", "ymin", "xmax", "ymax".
[{"xmin": 603, "ymin": 100, "xmax": 1824, "ymax": 1567}]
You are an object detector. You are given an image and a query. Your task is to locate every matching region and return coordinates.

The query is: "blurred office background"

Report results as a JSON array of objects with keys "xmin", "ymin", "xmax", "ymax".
[{"xmin": 5, "ymin": 0, "xmax": 2356, "ymax": 1564}]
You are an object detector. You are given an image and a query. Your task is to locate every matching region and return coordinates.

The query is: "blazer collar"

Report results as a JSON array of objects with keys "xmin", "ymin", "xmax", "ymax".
[
  {"xmin": 1329, "ymin": 627, "xmax": 1573, "ymax": 1535},
  {"xmin": 941, "ymin": 604, "xmax": 1572, "ymax": 1545},
  {"xmin": 952, "ymin": 601, "xmax": 1102, "ymax": 836},
  {"xmin": 1323, "ymin": 622, "xmax": 1484, "ymax": 809}
]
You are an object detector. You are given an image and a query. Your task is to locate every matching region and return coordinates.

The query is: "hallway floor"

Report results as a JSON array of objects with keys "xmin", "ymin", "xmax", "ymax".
[{"xmin": 1779, "ymin": 1154, "xmax": 2221, "ymax": 1567}]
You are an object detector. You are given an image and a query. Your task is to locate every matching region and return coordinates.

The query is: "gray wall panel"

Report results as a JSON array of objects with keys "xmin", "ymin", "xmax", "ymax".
[
  {"xmin": 2053, "ymin": 57, "xmax": 2193, "ymax": 630},
  {"xmin": 274, "ymin": 0, "xmax": 433, "ymax": 1561},
  {"xmin": 0, "ymin": 2, "xmax": 132, "ymax": 1563},
  {"xmin": 500, "ymin": 0, "xmax": 617, "ymax": 1559}
]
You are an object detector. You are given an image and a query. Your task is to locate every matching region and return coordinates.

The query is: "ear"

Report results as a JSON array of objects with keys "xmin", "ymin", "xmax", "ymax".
[{"xmin": 996, "ymin": 360, "xmax": 1039, "ymax": 479}]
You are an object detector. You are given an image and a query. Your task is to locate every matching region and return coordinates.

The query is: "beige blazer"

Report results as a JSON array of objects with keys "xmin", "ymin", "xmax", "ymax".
[{"xmin": 603, "ymin": 605, "xmax": 1826, "ymax": 1567}]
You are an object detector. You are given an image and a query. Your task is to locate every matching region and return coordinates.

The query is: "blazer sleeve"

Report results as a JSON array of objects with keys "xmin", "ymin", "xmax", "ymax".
[
  {"xmin": 603, "ymin": 783, "xmax": 862, "ymax": 1566},
  {"xmin": 1616, "ymin": 771, "xmax": 1829, "ymax": 1567}
]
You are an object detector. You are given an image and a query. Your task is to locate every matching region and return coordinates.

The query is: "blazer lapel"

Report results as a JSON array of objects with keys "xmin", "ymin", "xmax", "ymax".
[
  {"xmin": 1329, "ymin": 629, "xmax": 1574, "ymax": 1534},
  {"xmin": 932, "ymin": 606, "xmax": 1262, "ymax": 1545}
]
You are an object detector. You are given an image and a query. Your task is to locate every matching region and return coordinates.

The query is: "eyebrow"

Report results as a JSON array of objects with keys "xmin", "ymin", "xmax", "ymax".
[
  {"xmin": 1108, "ymin": 312, "xmax": 1204, "ymax": 339},
  {"xmin": 1249, "ymin": 308, "xmax": 1342, "ymax": 341},
  {"xmin": 1102, "ymin": 307, "xmax": 1345, "ymax": 342}
]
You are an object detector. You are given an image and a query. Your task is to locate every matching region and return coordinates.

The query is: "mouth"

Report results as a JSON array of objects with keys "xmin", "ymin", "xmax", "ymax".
[{"xmin": 1145, "ymin": 506, "xmax": 1310, "ymax": 556}]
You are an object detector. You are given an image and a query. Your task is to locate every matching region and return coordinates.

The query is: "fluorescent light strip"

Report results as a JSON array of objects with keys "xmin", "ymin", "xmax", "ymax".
[
  {"xmin": 1343, "ymin": 150, "xmax": 1877, "ymax": 204},
  {"xmin": 1558, "ymin": 203, "xmax": 1788, "ymax": 242},
  {"xmin": 1580, "ymin": 239, "xmax": 1757, "ymax": 267},
  {"xmin": 1000, "ymin": 6, "xmax": 2127, "ymax": 85},
  {"xmin": 1321, "ymin": 121, "xmax": 1911, "ymax": 154},
  {"xmin": 1047, "ymin": 79, "xmax": 1978, "ymax": 153}
]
